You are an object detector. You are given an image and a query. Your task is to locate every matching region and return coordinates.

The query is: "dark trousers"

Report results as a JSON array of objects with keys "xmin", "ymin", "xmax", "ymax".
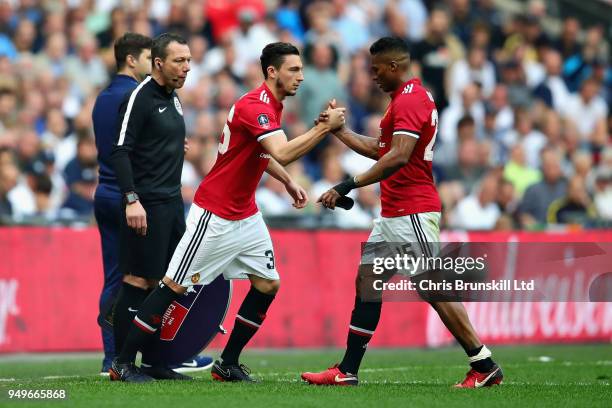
[{"xmin": 94, "ymin": 193, "xmax": 122, "ymax": 367}]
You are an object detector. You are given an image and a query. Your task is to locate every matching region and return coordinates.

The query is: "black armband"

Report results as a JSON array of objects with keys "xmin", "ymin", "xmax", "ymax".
[{"xmin": 332, "ymin": 177, "xmax": 358, "ymax": 196}]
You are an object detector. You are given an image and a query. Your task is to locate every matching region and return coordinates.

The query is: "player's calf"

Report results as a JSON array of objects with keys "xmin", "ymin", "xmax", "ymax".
[
  {"xmin": 115, "ymin": 281, "xmax": 182, "ymax": 366},
  {"xmin": 213, "ymin": 283, "xmax": 277, "ymax": 383},
  {"xmin": 219, "ymin": 285, "xmax": 276, "ymax": 367},
  {"xmin": 302, "ymin": 296, "xmax": 380, "ymax": 385}
]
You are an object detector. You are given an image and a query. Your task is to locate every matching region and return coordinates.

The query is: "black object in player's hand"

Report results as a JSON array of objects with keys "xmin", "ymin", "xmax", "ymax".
[{"xmin": 335, "ymin": 196, "xmax": 354, "ymax": 210}]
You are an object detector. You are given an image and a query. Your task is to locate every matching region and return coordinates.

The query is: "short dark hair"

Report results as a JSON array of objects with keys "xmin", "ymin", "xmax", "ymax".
[
  {"xmin": 114, "ymin": 32, "xmax": 152, "ymax": 71},
  {"xmin": 152, "ymin": 32, "xmax": 187, "ymax": 63},
  {"xmin": 369, "ymin": 37, "xmax": 410, "ymax": 58},
  {"xmin": 458, "ymin": 115, "xmax": 475, "ymax": 128},
  {"xmin": 260, "ymin": 42, "xmax": 300, "ymax": 79},
  {"xmin": 32, "ymin": 173, "xmax": 52, "ymax": 195}
]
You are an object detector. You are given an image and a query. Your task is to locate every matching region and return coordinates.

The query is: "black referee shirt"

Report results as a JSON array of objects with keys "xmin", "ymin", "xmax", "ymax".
[{"xmin": 111, "ymin": 76, "xmax": 186, "ymax": 204}]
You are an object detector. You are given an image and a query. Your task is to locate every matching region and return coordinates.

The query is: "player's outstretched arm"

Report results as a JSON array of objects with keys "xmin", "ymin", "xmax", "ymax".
[
  {"xmin": 317, "ymin": 101, "xmax": 378, "ymax": 160},
  {"xmin": 318, "ymin": 134, "xmax": 417, "ymax": 209},
  {"xmin": 260, "ymin": 108, "xmax": 345, "ymax": 166},
  {"xmin": 333, "ymin": 127, "xmax": 379, "ymax": 160},
  {"xmin": 265, "ymin": 158, "xmax": 308, "ymax": 209}
]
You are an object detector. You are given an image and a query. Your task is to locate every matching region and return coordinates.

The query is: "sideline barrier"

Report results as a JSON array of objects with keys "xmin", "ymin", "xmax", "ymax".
[{"xmin": 1, "ymin": 227, "xmax": 611, "ymax": 352}]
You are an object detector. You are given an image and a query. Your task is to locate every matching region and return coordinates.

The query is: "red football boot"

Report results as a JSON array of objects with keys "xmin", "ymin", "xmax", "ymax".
[
  {"xmin": 454, "ymin": 364, "xmax": 503, "ymax": 388},
  {"xmin": 301, "ymin": 364, "xmax": 359, "ymax": 386}
]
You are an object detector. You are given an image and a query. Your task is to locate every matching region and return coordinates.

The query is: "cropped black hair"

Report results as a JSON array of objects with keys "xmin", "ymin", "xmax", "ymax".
[
  {"xmin": 114, "ymin": 32, "xmax": 152, "ymax": 71},
  {"xmin": 260, "ymin": 42, "xmax": 300, "ymax": 79},
  {"xmin": 152, "ymin": 32, "xmax": 187, "ymax": 62},
  {"xmin": 369, "ymin": 37, "xmax": 410, "ymax": 58}
]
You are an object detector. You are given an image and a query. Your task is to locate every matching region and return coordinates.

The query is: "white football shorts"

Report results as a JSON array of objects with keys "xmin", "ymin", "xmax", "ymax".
[
  {"xmin": 166, "ymin": 204, "xmax": 279, "ymax": 287},
  {"xmin": 361, "ymin": 212, "xmax": 441, "ymax": 275}
]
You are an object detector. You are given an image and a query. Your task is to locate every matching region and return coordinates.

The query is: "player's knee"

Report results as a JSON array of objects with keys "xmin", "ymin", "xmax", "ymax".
[
  {"xmin": 161, "ymin": 276, "xmax": 188, "ymax": 295},
  {"xmin": 269, "ymin": 279, "xmax": 281, "ymax": 294},
  {"xmin": 255, "ymin": 279, "xmax": 280, "ymax": 295}
]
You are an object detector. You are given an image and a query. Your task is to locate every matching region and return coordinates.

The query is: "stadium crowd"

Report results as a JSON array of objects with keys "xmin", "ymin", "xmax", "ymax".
[{"xmin": 0, "ymin": 0, "xmax": 610, "ymax": 230}]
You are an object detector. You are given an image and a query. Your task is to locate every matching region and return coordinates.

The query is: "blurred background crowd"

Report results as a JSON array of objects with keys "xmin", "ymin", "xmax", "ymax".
[{"xmin": 0, "ymin": 0, "xmax": 610, "ymax": 230}]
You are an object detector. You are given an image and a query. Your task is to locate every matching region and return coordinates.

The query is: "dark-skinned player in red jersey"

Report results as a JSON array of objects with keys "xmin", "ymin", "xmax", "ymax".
[
  {"xmin": 111, "ymin": 42, "xmax": 346, "ymax": 382},
  {"xmin": 301, "ymin": 37, "xmax": 503, "ymax": 388}
]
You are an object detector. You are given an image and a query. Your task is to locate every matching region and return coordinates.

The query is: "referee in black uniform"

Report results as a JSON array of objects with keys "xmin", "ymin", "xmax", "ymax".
[{"xmin": 110, "ymin": 32, "xmax": 191, "ymax": 382}]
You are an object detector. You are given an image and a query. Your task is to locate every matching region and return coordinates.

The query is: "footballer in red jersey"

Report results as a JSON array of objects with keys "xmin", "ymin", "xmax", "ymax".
[
  {"xmin": 111, "ymin": 42, "xmax": 345, "ymax": 383},
  {"xmin": 302, "ymin": 37, "xmax": 503, "ymax": 388},
  {"xmin": 194, "ymin": 82, "xmax": 285, "ymax": 220}
]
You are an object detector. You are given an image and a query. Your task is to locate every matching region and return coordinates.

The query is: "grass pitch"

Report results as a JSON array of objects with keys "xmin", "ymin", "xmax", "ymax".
[{"xmin": 0, "ymin": 344, "xmax": 610, "ymax": 408}]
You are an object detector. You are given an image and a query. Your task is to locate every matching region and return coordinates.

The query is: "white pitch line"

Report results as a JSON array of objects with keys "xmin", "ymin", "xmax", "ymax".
[
  {"xmin": 42, "ymin": 375, "xmax": 84, "ymax": 380},
  {"xmin": 0, "ymin": 374, "xmax": 99, "ymax": 382},
  {"xmin": 270, "ymin": 378, "xmax": 607, "ymax": 386},
  {"xmin": 1, "ymin": 362, "xmax": 610, "ymax": 385}
]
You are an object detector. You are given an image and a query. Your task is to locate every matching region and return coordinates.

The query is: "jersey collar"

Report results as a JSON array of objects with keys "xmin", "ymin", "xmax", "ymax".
[
  {"xmin": 391, "ymin": 78, "xmax": 422, "ymax": 99},
  {"xmin": 114, "ymin": 74, "xmax": 139, "ymax": 85},
  {"xmin": 261, "ymin": 82, "xmax": 283, "ymax": 111},
  {"xmin": 150, "ymin": 76, "xmax": 174, "ymax": 96}
]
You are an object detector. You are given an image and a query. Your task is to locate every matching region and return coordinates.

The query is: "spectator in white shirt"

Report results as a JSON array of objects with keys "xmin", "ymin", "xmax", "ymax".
[
  {"xmin": 533, "ymin": 49, "xmax": 570, "ymax": 113},
  {"xmin": 256, "ymin": 175, "xmax": 293, "ymax": 216},
  {"xmin": 451, "ymin": 173, "xmax": 501, "ymax": 230},
  {"xmin": 232, "ymin": 8, "xmax": 279, "ymax": 78},
  {"xmin": 448, "ymin": 45, "xmax": 496, "ymax": 105},
  {"xmin": 439, "ymin": 82, "xmax": 484, "ymax": 159},
  {"xmin": 501, "ymin": 108, "xmax": 547, "ymax": 169},
  {"xmin": 563, "ymin": 78, "xmax": 608, "ymax": 146}
]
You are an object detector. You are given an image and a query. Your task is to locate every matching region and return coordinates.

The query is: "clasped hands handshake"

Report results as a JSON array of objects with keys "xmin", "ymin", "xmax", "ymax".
[
  {"xmin": 318, "ymin": 99, "xmax": 345, "ymax": 131},
  {"xmin": 316, "ymin": 99, "xmax": 355, "ymax": 211}
]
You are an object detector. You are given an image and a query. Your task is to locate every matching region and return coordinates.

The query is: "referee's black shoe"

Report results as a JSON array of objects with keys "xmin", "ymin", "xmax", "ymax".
[
  {"xmin": 211, "ymin": 360, "xmax": 258, "ymax": 382},
  {"xmin": 109, "ymin": 359, "xmax": 154, "ymax": 383},
  {"xmin": 140, "ymin": 364, "xmax": 192, "ymax": 380}
]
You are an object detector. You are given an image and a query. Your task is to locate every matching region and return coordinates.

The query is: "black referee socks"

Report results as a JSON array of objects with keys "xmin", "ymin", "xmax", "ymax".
[
  {"xmin": 112, "ymin": 283, "xmax": 149, "ymax": 353},
  {"xmin": 117, "ymin": 282, "xmax": 179, "ymax": 364},
  {"xmin": 338, "ymin": 297, "xmax": 382, "ymax": 375},
  {"xmin": 220, "ymin": 286, "xmax": 275, "ymax": 365}
]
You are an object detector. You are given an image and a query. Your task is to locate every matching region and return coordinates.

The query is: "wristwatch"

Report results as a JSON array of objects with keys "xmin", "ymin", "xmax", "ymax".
[{"xmin": 125, "ymin": 191, "xmax": 139, "ymax": 205}]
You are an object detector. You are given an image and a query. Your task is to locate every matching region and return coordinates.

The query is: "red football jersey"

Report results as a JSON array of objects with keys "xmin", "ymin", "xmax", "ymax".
[
  {"xmin": 378, "ymin": 78, "xmax": 442, "ymax": 217},
  {"xmin": 194, "ymin": 83, "xmax": 283, "ymax": 220}
]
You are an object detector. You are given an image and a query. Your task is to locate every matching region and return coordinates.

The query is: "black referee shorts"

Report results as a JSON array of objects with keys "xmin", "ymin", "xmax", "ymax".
[{"xmin": 118, "ymin": 197, "xmax": 186, "ymax": 280}]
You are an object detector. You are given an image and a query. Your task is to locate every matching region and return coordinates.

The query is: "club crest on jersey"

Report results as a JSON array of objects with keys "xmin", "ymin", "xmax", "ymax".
[
  {"xmin": 174, "ymin": 97, "xmax": 183, "ymax": 116},
  {"xmin": 191, "ymin": 273, "xmax": 200, "ymax": 284},
  {"xmin": 257, "ymin": 114, "xmax": 270, "ymax": 129}
]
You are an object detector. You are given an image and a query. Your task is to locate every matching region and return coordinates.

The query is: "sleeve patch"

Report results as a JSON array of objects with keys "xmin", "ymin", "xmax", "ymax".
[{"xmin": 257, "ymin": 113, "xmax": 271, "ymax": 129}]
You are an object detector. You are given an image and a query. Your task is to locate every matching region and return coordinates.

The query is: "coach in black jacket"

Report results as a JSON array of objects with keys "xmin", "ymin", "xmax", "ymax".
[{"xmin": 110, "ymin": 32, "xmax": 191, "ymax": 381}]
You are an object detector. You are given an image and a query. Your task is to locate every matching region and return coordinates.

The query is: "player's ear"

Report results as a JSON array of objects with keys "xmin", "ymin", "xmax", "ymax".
[{"xmin": 267, "ymin": 66, "xmax": 276, "ymax": 79}]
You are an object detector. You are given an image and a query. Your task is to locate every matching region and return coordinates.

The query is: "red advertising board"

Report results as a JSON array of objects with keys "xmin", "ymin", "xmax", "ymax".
[{"xmin": 0, "ymin": 228, "xmax": 611, "ymax": 353}]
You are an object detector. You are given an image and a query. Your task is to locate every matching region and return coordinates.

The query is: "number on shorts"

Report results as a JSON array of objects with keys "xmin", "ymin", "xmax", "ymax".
[
  {"xmin": 265, "ymin": 249, "xmax": 275, "ymax": 270},
  {"xmin": 395, "ymin": 243, "xmax": 416, "ymax": 258}
]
